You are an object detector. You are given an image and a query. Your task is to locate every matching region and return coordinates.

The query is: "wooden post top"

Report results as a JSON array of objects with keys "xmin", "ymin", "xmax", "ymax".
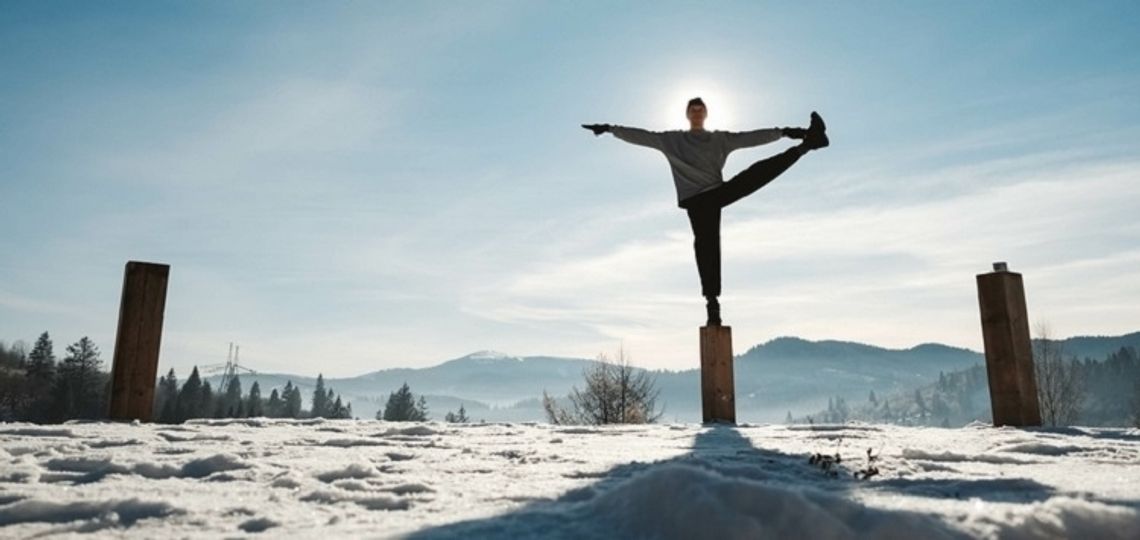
[{"xmin": 126, "ymin": 261, "xmax": 171, "ymax": 272}]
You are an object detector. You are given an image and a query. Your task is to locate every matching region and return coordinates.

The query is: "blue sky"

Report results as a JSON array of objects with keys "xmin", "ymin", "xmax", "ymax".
[{"xmin": 2, "ymin": 1, "xmax": 1138, "ymax": 375}]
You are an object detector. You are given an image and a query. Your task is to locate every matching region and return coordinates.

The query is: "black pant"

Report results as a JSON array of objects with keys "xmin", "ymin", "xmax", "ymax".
[{"xmin": 679, "ymin": 145, "xmax": 806, "ymax": 298}]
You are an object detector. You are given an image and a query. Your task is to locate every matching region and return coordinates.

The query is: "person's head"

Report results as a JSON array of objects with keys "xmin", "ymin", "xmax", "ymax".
[{"xmin": 686, "ymin": 97, "xmax": 707, "ymax": 130}]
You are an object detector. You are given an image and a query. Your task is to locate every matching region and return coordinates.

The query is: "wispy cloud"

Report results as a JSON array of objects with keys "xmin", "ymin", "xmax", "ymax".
[{"xmin": 2, "ymin": 3, "xmax": 1138, "ymax": 376}]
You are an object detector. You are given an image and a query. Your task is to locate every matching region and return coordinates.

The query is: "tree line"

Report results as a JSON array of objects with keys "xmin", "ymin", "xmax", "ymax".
[
  {"xmin": 378, "ymin": 382, "xmax": 470, "ymax": 423},
  {"xmin": 153, "ymin": 370, "xmax": 353, "ymax": 423},
  {"xmin": 0, "ymin": 332, "xmax": 108, "ymax": 422},
  {"xmin": 0, "ymin": 331, "xmax": 355, "ymax": 423},
  {"xmin": 799, "ymin": 343, "xmax": 1140, "ymax": 428}
]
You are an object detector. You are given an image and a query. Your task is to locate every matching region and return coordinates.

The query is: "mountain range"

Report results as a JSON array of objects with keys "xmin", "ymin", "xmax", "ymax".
[{"xmin": 205, "ymin": 332, "xmax": 1140, "ymax": 423}]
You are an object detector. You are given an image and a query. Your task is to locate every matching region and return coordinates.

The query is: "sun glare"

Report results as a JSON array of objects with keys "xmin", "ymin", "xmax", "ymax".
[{"xmin": 662, "ymin": 81, "xmax": 737, "ymax": 130}]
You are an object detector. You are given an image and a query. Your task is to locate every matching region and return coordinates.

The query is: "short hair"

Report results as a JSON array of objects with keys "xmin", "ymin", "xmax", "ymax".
[{"xmin": 687, "ymin": 97, "xmax": 706, "ymax": 111}]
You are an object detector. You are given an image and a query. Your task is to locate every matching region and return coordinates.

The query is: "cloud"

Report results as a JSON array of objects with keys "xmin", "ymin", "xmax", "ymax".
[{"xmin": 462, "ymin": 154, "xmax": 1140, "ymax": 370}]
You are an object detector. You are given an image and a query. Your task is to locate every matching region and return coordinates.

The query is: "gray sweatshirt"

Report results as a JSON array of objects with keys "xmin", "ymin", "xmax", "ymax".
[{"xmin": 611, "ymin": 125, "xmax": 784, "ymax": 205}]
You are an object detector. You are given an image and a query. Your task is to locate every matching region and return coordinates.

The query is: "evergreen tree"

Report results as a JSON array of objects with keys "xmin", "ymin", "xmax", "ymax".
[
  {"xmin": 330, "ymin": 395, "xmax": 350, "ymax": 419},
  {"xmin": 177, "ymin": 366, "xmax": 204, "ymax": 421},
  {"xmin": 785, "ymin": 411, "xmax": 794, "ymax": 424},
  {"xmin": 380, "ymin": 383, "xmax": 427, "ymax": 421},
  {"xmin": 266, "ymin": 388, "xmax": 282, "ymax": 418},
  {"xmin": 311, "ymin": 374, "xmax": 328, "ymax": 418},
  {"xmin": 52, "ymin": 337, "xmax": 105, "ymax": 421},
  {"xmin": 26, "ymin": 332, "xmax": 56, "ymax": 391},
  {"xmin": 868, "ymin": 390, "xmax": 877, "ymax": 405},
  {"xmin": 247, "ymin": 381, "xmax": 264, "ymax": 417},
  {"xmin": 284, "ymin": 381, "xmax": 302, "ymax": 418},
  {"xmin": 156, "ymin": 368, "xmax": 179, "ymax": 423},
  {"xmin": 445, "ymin": 404, "xmax": 469, "ymax": 423},
  {"xmin": 222, "ymin": 374, "xmax": 243, "ymax": 418},
  {"xmin": 24, "ymin": 332, "xmax": 56, "ymax": 420}
]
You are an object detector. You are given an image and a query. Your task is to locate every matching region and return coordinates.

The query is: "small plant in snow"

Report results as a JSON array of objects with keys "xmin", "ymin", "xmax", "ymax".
[
  {"xmin": 809, "ymin": 434, "xmax": 844, "ymax": 478},
  {"xmin": 854, "ymin": 447, "xmax": 880, "ymax": 480}
]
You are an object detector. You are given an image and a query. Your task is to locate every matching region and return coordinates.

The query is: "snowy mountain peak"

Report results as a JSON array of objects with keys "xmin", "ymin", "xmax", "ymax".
[{"xmin": 458, "ymin": 350, "xmax": 516, "ymax": 364}]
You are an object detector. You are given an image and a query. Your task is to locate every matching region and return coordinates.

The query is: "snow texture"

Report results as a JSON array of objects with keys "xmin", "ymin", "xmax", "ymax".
[{"xmin": 1, "ymin": 420, "xmax": 1138, "ymax": 538}]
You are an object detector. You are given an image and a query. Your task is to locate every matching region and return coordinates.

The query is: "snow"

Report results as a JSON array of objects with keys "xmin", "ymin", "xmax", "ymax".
[{"xmin": 0, "ymin": 420, "xmax": 1138, "ymax": 538}]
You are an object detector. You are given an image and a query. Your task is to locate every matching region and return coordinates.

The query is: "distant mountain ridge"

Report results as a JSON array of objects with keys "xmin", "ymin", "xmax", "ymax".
[{"xmin": 204, "ymin": 332, "xmax": 1140, "ymax": 423}]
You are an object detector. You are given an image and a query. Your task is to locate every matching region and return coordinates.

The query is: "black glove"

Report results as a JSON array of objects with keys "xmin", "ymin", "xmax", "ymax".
[
  {"xmin": 581, "ymin": 123, "xmax": 611, "ymax": 136},
  {"xmin": 782, "ymin": 127, "xmax": 807, "ymax": 139}
]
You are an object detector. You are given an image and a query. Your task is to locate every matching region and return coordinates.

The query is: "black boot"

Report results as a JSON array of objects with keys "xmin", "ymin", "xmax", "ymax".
[
  {"xmin": 706, "ymin": 297, "xmax": 722, "ymax": 326},
  {"xmin": 802, "ymin": 111, "xmax": 829, "ymax": 150}
]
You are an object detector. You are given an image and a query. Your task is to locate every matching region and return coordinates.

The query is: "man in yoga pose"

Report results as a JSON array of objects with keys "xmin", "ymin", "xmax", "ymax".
[{"xmin": 582, "ymin": 98, "xmax": 828, "ymax": 326}]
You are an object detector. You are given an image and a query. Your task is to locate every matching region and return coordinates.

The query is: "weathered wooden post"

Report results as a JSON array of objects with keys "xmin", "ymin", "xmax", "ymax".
[
  {"xmin": 700, "ymin": 325, "xmax": 735, "ymax": 423},
  {"xmin": 976, "ymin": 262, "xmax": 1041, "ymax": 427},
  {"xmin": 108, "ymin": 261, "xmax": 170, "ymax": 422}
]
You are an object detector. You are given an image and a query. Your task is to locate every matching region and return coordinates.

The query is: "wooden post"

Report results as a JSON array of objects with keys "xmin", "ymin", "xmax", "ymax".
[
  {"xmin": 700, "ymin": 325, "xmax": 735, "ymax": 424},
  {"xmin": 976, "ymin": 262, "xmax": 1041, "ymax": 427},
  {"xmin": 108, "ymin": 261, "xmax": 170, "ymax": 422}
]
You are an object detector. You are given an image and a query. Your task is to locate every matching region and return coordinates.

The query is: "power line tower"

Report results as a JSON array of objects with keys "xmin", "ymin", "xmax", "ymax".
[{"xmin": 202, "ymin": 342, "xmax": 257, "ymax": 393}]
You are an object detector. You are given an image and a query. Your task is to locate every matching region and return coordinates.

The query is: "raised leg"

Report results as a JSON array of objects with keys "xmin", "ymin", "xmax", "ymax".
[{"xmin": 710, "ymin": 144, "xmax": 806, "ymax": 208}]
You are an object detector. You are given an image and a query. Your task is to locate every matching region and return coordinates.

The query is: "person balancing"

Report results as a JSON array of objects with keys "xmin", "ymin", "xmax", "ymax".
[{"xmin": 583, "ymin": 98, "xmax": 829, "ymax": 326}]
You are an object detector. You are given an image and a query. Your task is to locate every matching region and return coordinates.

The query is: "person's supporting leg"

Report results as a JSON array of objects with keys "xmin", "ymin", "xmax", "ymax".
[
  {"xmin": 707, "ymin": 144, "xmax": 807, "ymax": 208},
  {"xmin": 685, "ymin": 201, "xmax": 722, "ymax": 324}
]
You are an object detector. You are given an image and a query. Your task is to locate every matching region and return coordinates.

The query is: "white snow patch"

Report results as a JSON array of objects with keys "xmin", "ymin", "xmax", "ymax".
[
  {"xmin": 0, "ymin": 498, "xmax": 179, "ymax": 527},
  {"xmin": 376, "ymin": 425, "xmax": 442, "ymax": 437},
  {"xmin": 990, "ymin": 442, "xmax": 1086, "ymax": 456},
  {"xmin": 1, "ymin": 420, "xmax": 1137, "ymax": 537},
  {"xmin": 901, "ymin": 448, "xmax": 1037, "ymax": 465},
  {"xmin": 316, "ymin": 463, "xmax": 378, "ymax": 483}
]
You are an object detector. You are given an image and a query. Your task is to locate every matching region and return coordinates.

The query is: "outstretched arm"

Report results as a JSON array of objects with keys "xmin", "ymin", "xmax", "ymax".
[
  {"xmin": 609, "ymin": 125, "xmax": 664, "ymax": 151},
  {"xmin": 723, "ymin": 128, "xmax": 786, "ymax": 152}
]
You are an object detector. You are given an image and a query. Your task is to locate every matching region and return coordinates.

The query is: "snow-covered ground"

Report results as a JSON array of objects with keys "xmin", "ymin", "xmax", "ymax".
[{"xmin": 1, "ymin": 420, "xmax": 1138, "ymax": 538}]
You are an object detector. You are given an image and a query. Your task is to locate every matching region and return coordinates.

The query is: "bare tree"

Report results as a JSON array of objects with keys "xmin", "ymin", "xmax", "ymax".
[
  {"xmin": 1033, "ymin": 322, "xmax": 1085, "ymax": 426},
  {"xmin": 543, "ymin": 347, "xmax": 663, "ymax": 425}
]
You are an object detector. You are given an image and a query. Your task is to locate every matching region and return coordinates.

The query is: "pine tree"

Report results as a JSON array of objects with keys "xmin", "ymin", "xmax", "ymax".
[
  {"xmin": 380, "ymin": 383, "xmax": 427, "ymax": 421},
  {"xmin": 223, "ymin": 374, "xmax": 243, "ymax": 418},
  {"xmin": 445, "ymin": 404, "xmax": 470, "ymax": 423},
  {"xmin": 26, "ymin": 332, "xmax": 56, "ymax": 391},
  {"xmin": 330, "ymin": 395, "xmax": 346, "ymax": 419},
  {"xmin": 311, "ymin": 374, "xmax": 328, "ymax": 418},
  {"xmin": 177, "ymin": 366, "xmax": 204, "ymax": 421},
  {"xmin": 52, "ymin": 337, "xmax": 105, "ymax": 421},
  {"xmin": 785, "ymin": 411, "xmax": 794, "ymax": 424},
  {"xmin": 868, "ymin": 390, "xmax": 877, "ymax": 405},
  {"xmin": 266, "ymin": 388, "xmax": 282, "ymax": 418},
  {"xmin": 247, "ymin": 381, "xmax": 264, "ymax": 417},
  {"xmin": 156, "ymin": 368, "xmax": 179, "ymax": 423},
  {"xmin": 24, "ymin": 332, "xmax": 56, "ymax": 421},
  {"xmin": 284, "ymin": 381, "xmax": 302, "ymax": 418}
]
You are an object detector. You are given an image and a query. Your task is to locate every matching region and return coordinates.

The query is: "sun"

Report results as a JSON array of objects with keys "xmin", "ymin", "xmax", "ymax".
[{"xmin": 661, "ymin": 80, "xmax": 737, "ymax": 130}]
